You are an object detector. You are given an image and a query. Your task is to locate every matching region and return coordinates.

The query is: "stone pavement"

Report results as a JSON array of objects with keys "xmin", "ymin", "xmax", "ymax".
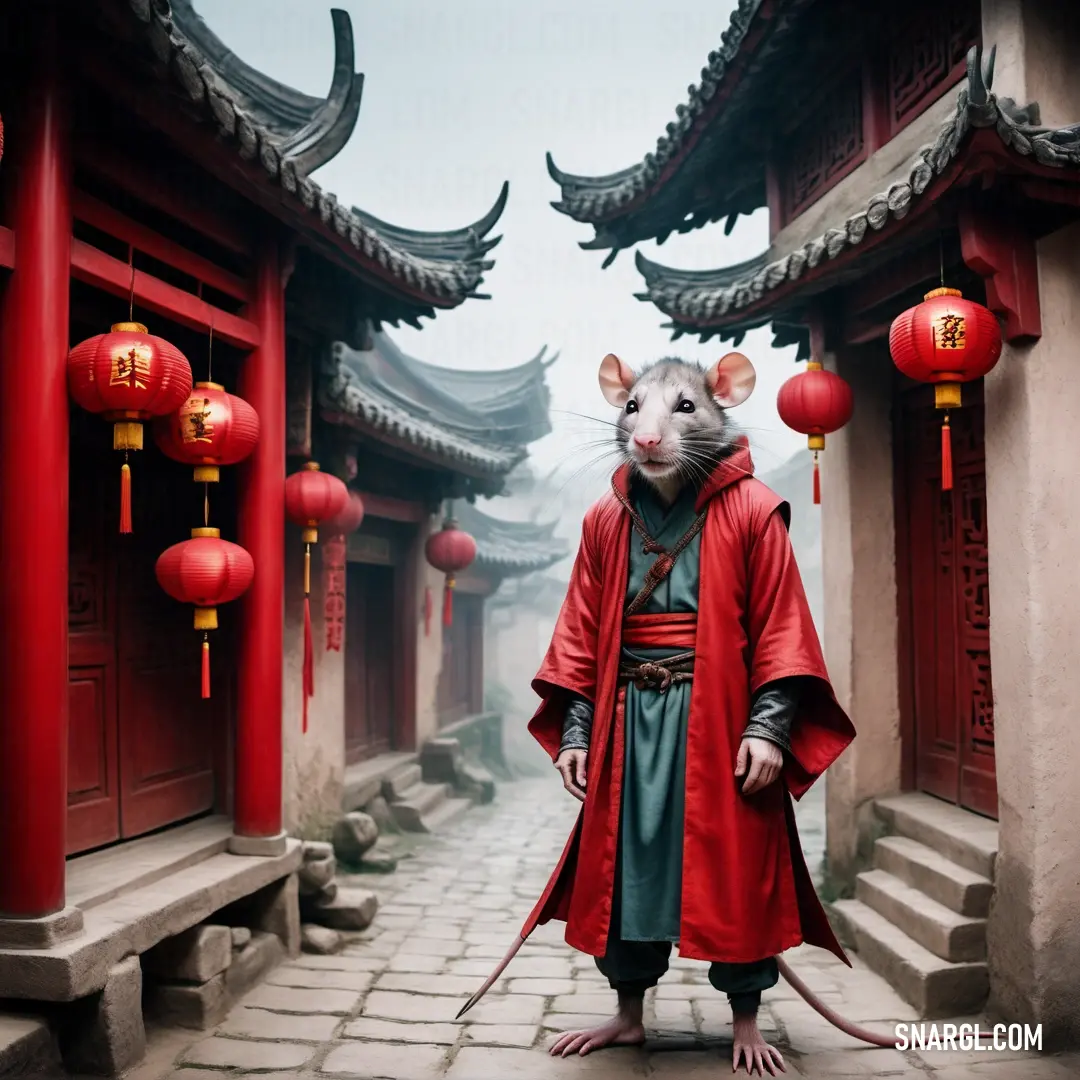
[{"xmin": 139, "ymin": 779, "xmax": 1079, "ymax": 1080}]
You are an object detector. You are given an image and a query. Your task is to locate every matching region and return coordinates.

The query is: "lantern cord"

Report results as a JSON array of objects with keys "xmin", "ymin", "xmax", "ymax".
[
  {"xmin": 941, "ymin": 414, "xmax": 954, "ymax": 491},
  {"xmin": 302, "ymin": 597, "xmax": 314, "ymax": 734},
  {"xmin": 443, "ymin": 577, "xmax": 454, "ymax": 627},
  {"xmin": 304, "ymin": 543, "xmax": 311, "ymax": 596},
  {"xmin": 128, "ymin": 260, "xmax": 135, "ymax": 322},
  {"xmin": 201, "ymin": 634, "xmax": 211, "ymax": 699},
  {"xmin": 203, "ymin": 483, "xmax": 210, "ymax": 529},
  {"xmin": 207, "ymin": 317, "xmax": 214, "ymax": 383},
  {"xmin": 120, "ymin": 454, "xmax": 132, "ymax": 534},
  {"xmin": 939, "ymin": 231, "xmax": 945, "ymax": 288},
  {"xmin": 812, "ymin": 451, "xmax": 821, "ymax": 506}
]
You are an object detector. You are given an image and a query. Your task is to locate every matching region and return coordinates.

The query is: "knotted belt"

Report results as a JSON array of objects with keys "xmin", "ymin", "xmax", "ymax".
[{"xmin": 613, "ymin": 481, "xmax": 706, "ymax": 693}]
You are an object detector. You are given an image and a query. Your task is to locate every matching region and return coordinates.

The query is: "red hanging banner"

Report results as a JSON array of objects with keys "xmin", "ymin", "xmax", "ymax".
[{"xmin": 323, "ymin": 534, "xmax": 347, "ymax": 651}]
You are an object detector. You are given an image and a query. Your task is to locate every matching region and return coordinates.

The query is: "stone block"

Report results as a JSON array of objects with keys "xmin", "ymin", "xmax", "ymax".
[
  {"xmin": 142, "ymin": 923, "xmax": 232, "ymax": 983},
  {"xmin": 250, "ymin": 871, "xmax": 301, "ymax": 958},
  {"xmin": 61, "ymin": 955, "xmax": 145, "ymax": 1077},
  {"xmin": 301, "ymin": 923, "xmax": 344, "ymax": 954},
  {"xmin": 459, "ymin": 760, "xmax": 496, "ymax": 804},
  {"xmin": 332, "ymin": 811, "xmax": 379, "ymax": 864},
  {"xmin": 223, "ymin": 930, "xmax": 286, "ymax": 1001},
  {"xmin": 308, "ymin": 886, "xmax": 379, "ymax": 931},
  {"xmin": 356, "ymin": 844, "xmax": 399, "ymax": 874},
  {"xmin": 0, "ymin": 1013, "xmax": 61, "ymax": 1076},
  {"xmin": 180, "ymin": 1036, "xmax": 313, "ymax": 1071},
  {"xmin": 420, "ymin": 738, "xmax": 462, "ymax": 786},
  {"xmin": 299, "ymin": 841, "xmax": 337, "ymax": 897},
  {"xmin": 0, "ymin": 906, "xmax": 84, "ymax": 949},
  {"xmin": 146, "ymin": 972, "xmax": 229, "ymax": 1031},
  {"xmin": 363, "ymin": 794, "xmax": 401, "ymax": 833},
  {"xmin": 230, "ymin": 926, "xmax": 251, "ymax": 950}
]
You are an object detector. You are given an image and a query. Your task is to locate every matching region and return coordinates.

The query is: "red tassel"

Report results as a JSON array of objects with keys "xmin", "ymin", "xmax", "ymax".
[
  {"xmin": 424, "ymin": 586, "xmax": 433, "ymax": 637},
  {"xmin": 941, "ymin": 415, "xmax": 954, "ymax": 491},
  {"xmin": 302, "ymin": 596, "xmax": 314, "ymax": 733},
  {"xmin": 812, "ymin": 452, "xmax": 821, "ymax": 506},
  {"xmin": 120, "ymin": 462, "xmax": 132, "ymax": 534},
  {"xmin": 443, "ymin": 581, "xmax": 453, "ymax": 627},
  {"xmin": 201, "ymin": 638, "xmax": 211, "ymax": 699}
]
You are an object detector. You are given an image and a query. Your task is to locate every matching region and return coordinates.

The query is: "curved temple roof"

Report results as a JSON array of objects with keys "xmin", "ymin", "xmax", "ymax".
[
  {"xmin": 318, "ymin": 331, "xmax": 557, "ymax": 478},
  {"xmin": 452, "ymin": 500, "xmax": 569, "ymax": 578},
  {"xmin": 634, "ymin": 46, "xmax": 1080, "ymax": 352},
  {"xmin": 169, "ymin": 0, "xmax": 363, "ymax": 176},
  {"xmin": 119, "ymin": 0, "xmax": 509, "ymax": 315},
  {"xmin": 546, "ymin": 0, "xmax": 811, "ymax": 265}
]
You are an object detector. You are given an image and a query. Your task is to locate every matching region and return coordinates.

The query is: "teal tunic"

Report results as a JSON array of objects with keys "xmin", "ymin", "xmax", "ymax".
[{"xmin": 618, "ymin": 482, "xmax": 701, "ymax": 942}]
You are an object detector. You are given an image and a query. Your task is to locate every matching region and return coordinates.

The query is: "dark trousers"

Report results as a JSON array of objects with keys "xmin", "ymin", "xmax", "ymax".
[{"xmin": 596, "ymin": 934, "xmax": 778, "ymax": 1016}]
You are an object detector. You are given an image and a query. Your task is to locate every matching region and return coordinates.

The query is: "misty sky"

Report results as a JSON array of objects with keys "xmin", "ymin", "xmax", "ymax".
[{"xmin": 195, "ymin": 0, "xmax": 807, "ymax": 517}]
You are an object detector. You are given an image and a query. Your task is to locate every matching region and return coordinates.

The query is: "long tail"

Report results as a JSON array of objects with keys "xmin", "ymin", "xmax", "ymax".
[
  {"xmin": 776, "ymin": 956, "xmax": 894, "ymax": 1047},
  {"xmin": 458, "ymin": 938, "xmax": 894, "ymax": 1047},
  {"xmin": 455, "ymin": 934, "xmax": 527, "ymax": 1019}
]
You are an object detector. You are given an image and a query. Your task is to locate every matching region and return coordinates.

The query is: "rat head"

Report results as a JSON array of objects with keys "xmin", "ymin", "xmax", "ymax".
[{"xmin": 599, "ymin": 352, "xmax": 756, "ymax": 491}]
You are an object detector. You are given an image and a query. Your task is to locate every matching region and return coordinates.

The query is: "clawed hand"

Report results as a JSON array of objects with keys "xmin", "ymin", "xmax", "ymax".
[{"xmin": 735, "ymin": 737, "xmax": 783, "ymax": 795}]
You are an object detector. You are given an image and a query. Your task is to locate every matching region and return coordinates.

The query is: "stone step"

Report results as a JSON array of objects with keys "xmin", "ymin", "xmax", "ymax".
[
  {"xmin": 874, "ymin": 835, "xmax": 992, "ymax": 917},
  {"xmin": 875, "ymin": 793, "xmax": 998, "ymax": 880},
  {"xmin": 856, "ymin": 868, "xmax": 986, "ymax": 962},
  {"xmin": 383, "ymin": 763, "xmax": 423, "ymax": 801},
  {"xmin": 831, "ymin": 899, "xmax": 988, "ymax": 1019},
  {"xmin": 390, "ymin": 782, "xmax": 453, "ymax": 832},
  {"xmin": 0, "ymin": 1013, "xmax": 60, "ymax": 1076},
  {"xmin": 421, "ymin": 796, "xmax": 473, "ymax": 834}
]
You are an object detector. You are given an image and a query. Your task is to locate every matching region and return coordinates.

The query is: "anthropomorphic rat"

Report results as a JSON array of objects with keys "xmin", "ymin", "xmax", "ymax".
[{"xmin": 458, "ymin": 352, "xmax": 867, "ymax": 1076}]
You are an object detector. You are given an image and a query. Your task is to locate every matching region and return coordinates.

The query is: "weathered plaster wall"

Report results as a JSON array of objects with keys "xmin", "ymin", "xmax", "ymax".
[
  {"xmin": 976, "ymin": 0, "xmax": 1080, "ymax": 1044},
  {"xmin": 820, "ymin": 347, "xmax": 902, "ymax": 890},
  {"xmin": 414, "ymin": 514, "xmax": 447, "ymax": 749},
  {"xmin": 981, "ymin": 222, "xmax": 1080, "ymax": 1046},
  {"xmin": 282, "ymin": 528, "xmax": 344, "ymax": 838}
]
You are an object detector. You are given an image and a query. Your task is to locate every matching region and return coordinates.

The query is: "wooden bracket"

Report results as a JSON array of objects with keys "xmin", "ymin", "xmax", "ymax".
[{"xmin": 958, "ymin": 206, "xmax": 1041, "ymax": 343}]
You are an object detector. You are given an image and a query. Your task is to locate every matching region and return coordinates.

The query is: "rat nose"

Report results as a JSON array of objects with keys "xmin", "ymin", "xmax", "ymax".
[{"xmin": 633, "ymin": 432, "xmax": 661, "ymax": 449}]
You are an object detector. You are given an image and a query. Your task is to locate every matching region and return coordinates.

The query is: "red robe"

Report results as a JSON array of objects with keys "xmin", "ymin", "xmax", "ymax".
[{"xmin": 522, "ymin": 441, "xmax": 855, "ymax": 965}]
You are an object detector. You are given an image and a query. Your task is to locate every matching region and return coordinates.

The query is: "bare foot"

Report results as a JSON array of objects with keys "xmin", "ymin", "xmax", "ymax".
[
  {"xmin": 732, "ymin": 1013, "xmax": 785, "ymax": 1076},
  {"xmin": 549, "ymin": 995, "xmax": 646, "ymax": 1057}
]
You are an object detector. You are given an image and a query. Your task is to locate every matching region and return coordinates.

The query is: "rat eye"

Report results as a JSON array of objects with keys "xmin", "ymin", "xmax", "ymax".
[
  {"xmin": 677, "ymin": 399, "xmax": 695, "ymax": 413},
  {"xmin": 625, "ymin": 400, "xmax": 638, "ymax": 414}
]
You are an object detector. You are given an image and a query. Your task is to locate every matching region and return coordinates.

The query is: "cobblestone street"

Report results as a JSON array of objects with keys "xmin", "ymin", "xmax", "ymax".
[{"xmin": 142, "ymin": 780, "xmax": 1079, "ymax": 1080}]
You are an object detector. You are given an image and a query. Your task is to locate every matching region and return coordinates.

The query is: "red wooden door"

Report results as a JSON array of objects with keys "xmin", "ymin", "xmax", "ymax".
[
  {"xmin": 895, "ymin": 381, "xmax": 997, "ymax": 818},
  {"xmin": 344, "ymin": 562, "xmax": 396, "ymax": 763},
  {"xmin": 67, "ymin": 407, "xmax": 121, "ymax": 854},
  {"xmin": 436, "ymin": 592, "xmax": 484, "ymax": 727},
  {"xmin": 115, "ymin": 450, "xmax": 221, "ymax": 838}
]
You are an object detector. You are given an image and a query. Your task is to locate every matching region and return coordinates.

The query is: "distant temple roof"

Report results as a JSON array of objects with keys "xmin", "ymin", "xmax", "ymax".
[
  {"xmin": 318, "ymin": 330, "xmax": 557, "ymax": 479},
  {"xmin": 546, "ymin": 0, "xmax": 809, "ymax": 265},
  {"xmin": 114, "ymin": 0, "xmax": 508, "ymax": 319},
  {"xmin": 633, "ymin": 47, "xmax": 1080, "ymax": 354},
  {"xmin": 453, "ymin": 500, "xmax": 569, "ymax": 579}
]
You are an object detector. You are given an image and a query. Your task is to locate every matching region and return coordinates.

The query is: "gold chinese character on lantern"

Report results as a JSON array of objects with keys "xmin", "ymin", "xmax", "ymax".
[
  {"xmin": 933, "ymin": 313, "xmax": 966, "ymax": 350},
  {"xmin": 181, "ymin": 396, "xmax": 215, "ymax": 443},
  {"xmin": 110, "ymin": 343, "xmax": 154, "ymax": 389}
]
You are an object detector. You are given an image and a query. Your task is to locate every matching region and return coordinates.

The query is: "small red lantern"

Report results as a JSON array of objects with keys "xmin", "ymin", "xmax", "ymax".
[
  {"xmin": 889, "ymin": 287, "xmax": 1002, "ymax": 490},
  {"xmin": 776, "ymin": 361, "xmax": 854, "ymax": 505},
  {"xmin": 155, "ymin": 527, "xmax": 254, "ymax": 699},
  {"xmin": 325, "ymin": 490, "xmax": 365, "ymax": 538},
  {"xmin": 154, "ymin": 381, "xmax": 260, "ymax": 484},
  {"xmin": 68, "ymin": 321, "xmax": 194, "ymax": 533},
  {"xmin": 425, "ymin": 516, "xmax": 477, "ymax": 627},
  {"xmin": 284, "ymin": 462, "xmax": 349, "ymax": 732}
]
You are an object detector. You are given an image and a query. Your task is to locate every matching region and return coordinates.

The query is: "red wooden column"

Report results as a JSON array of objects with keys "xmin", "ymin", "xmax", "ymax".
[
  {"xmin": 232, "ymin": 235, "xmax": 286, "ymax": 852},
  {"xmin": 0, "ymin": 10, "xmax": 76, "ymax": 923}
]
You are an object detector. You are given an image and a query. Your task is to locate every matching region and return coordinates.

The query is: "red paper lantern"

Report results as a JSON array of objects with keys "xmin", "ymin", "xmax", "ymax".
[
  {"xmin": 776, "ymin": 362, "xmax": 854, "ymax": 505},
  {"xmin": 284, "ymin": 461, "xmax": 349, "ymax": 732},
  {"xmin": 889, "ymin": 287, "xmax": 1002, "ymax": 490},
  {"xmin": 155, "ymin": 527, "xmax": 254, "ymax": 699},
  {"xmin": 425, "ymin": 517, "xmax": 477, "ymax": 627},
  {"xmin": 68, "ymin": 321, "xmax": 193, "ymax": 533},
  {"xmin": 325, "ymin": 490, "xmax": 365, "ymax": 538},
  {"xmin": 154, "ymin": 381, "xmax": 260, "ymax": 484}
]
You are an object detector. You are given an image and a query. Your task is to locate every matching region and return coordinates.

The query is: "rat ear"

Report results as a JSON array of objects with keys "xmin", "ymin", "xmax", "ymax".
[
  {"xmin": 706, "ymin": 351, "xmax": 756, "ymax": 408},
  {"xmin": 598, "ymin": 353, "xmax": 637, "ymax": 407}
]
